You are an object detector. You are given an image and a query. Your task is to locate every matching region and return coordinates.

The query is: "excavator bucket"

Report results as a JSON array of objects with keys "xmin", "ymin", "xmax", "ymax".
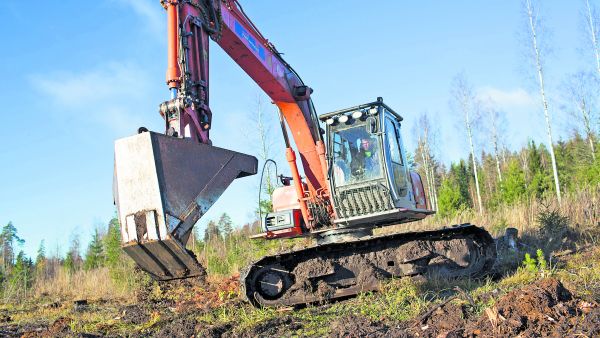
[{"xmin": 113, "ymin": 131, "xmax": 257, "ymax": 281}]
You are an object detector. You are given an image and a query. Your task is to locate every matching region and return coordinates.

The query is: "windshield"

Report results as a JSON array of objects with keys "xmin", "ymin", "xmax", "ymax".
[{"xmin": 331, "ymin": 121, "xmax": 383, "ymax": 186}]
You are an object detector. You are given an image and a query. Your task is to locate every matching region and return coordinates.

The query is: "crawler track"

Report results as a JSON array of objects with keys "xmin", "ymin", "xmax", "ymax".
[{"xmin": 241, "ymin": 224, "xmax": 496, "ymax": 307}]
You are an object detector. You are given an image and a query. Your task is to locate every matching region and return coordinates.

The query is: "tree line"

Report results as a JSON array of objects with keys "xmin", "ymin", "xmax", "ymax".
[
  {"xmin": 0, "ymin": 218, "xmax": 127, "ymax": 302},
  {"xmin": 412, "ymin": 0, "xmax": 600, "ymax": 217}
]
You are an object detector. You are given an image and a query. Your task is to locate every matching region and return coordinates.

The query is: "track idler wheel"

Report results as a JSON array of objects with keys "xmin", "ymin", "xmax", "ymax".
[{"xmin": 248, "ymin": 264, "xmax": 293, "ymax": 303}]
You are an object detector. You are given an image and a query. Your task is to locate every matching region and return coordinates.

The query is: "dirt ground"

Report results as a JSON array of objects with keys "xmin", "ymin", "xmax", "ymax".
[
  {"xmin": 1, "ymin": 276, "xmax": 596, "ymax": 337},
  {"xmin": 1, "ymin": 247, "xmax": 599, "ymax": 337}
]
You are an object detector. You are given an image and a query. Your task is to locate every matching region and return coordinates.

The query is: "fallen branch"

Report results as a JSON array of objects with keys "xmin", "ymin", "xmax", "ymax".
[{"xmin": 416, "ymin": 295, "xmax": 458, "ymax": 325}]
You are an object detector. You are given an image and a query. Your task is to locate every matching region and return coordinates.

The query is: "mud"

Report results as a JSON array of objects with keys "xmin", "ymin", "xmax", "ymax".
[
  {"xmin": 322, "ymin": 278, "xmax": 600, "ymax": 338},
  {"xmin": 198, "ymin": 323, "xmax": 233, "ymax": 338},
  {"xmin": 236, "ymin": 316, "xmax": 303, "ymax": 337},
  {"xmin": 0, "ymin": 312, "xmax": 11, "ymax": 323},
  {"xmin": 154, "ymin": 315, "xmax": 200, "ymax": 338},
  {"xmin": 403, "ymin": 278, "xmax": 600, "ymax": 338},
  {"xmin": 18, "ymin": 317, "xmax": 103, "ymax": 338},
  {"xmin": 329, "ymin": 315, "xmax": 409, "ymax": 338},
  {"xmin": 417, "ymin": 302, "xmax": 468, "ymax": 337},
  {"xmin": 464, "ymin": 278, "xmax": 600, "ymax": 337},
  {"xmin": 120, "ymin": 304, "xmax": 151, "ymax": 325}
]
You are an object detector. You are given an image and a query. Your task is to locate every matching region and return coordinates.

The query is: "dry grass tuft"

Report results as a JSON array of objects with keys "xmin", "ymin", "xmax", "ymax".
[
  {"xmin": 33, "ymin": 267, "xmax": 133, "ymax": 302},
  {"xmin": 380, "ymin": 186, "xmax": 600, "ymax": 239}
]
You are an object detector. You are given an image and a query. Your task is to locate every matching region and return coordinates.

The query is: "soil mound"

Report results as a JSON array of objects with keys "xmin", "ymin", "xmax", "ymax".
[
  {"xmin": 329, "ymin": 315, "xmax": 409, "ymax": 338},
  {"xmin": 465, "ymin": 278, "xmax": 599, "ymax": 337}
]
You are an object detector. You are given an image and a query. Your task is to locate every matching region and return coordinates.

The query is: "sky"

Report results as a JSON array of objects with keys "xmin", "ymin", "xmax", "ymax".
[{"xmin": 0, "ymin": 0, "xmax": 596, "ymax": 258}]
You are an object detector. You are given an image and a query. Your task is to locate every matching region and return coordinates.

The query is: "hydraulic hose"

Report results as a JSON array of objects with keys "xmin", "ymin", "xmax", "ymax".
[{"xmin": 258, "ymin": 159, "xmax": 279, "ymax": 230}]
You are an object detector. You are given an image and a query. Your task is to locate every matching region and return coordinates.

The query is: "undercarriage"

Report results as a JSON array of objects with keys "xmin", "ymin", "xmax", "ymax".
[{"xmin": 241, "ymin": 224, "xmax": 496, "ymax": 307}]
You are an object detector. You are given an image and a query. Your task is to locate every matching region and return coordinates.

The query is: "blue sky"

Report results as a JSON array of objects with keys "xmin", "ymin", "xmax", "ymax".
[{"xmin": 0, "ymin": 1, "xmax": 595, "ymax": 257}]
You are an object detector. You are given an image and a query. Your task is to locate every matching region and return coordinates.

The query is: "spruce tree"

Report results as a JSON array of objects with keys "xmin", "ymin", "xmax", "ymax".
[
  {"xmin": 84, "ymin": 229, "xmax": 105, "ymax": 270},
  {"xmin": 500, "ymin": 159, "xmax": 527, "ymax": 204},
  {"xmin": 35, "ymin": 240, "xmax": 47, "ymax": 279},
  {"xmin": 104, "ymin": 217, "xmax": 122, "ymax": 270},
  {"xmin": 437, "ymin": 161, "xmax": 472, "ymax": 217},
  {"xmin": 453, "ymin": 160, "xmax": 472, "ymax": 207},
  {"xmin": 9, "ymin": 251, "xmax": 33, "ymax": 296},
  {"xmin": 64, "ymin": 250, "xmax": 75, "ymax": 274},
  {"xmin": 527, "ymin": 141, "xmax": 551, "ymax": 198}
]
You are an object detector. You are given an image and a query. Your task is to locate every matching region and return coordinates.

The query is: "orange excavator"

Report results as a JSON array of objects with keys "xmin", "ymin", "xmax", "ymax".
[{"xmin": 113, "ymin": 0, "xmax": 496, "ymax": 307}]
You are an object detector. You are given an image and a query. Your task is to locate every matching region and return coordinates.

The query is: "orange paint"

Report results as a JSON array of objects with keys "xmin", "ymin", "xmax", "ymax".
[
  {"xmin": 275, "ymin": 102, "xmax": 329, "ymax": 198},
  {"xmin": 315, "ymin": 140, "xmax": 329, "ymax": 189},
  {"xmin": 166, "ymin": 1, "xmax": 180, "ymax": 88},
  {"xmin": 285, "ymin": 147, "xmax": 311, "ymax": 229}
]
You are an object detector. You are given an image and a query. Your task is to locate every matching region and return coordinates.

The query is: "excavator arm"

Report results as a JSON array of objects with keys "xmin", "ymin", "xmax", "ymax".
[
  {"xmin": 161, "ymin": 0, "xmax": 331, "ymax": 228},
  {"xmin": 113, "ymin": 0, "xmax": 333, "ymax": 281}
]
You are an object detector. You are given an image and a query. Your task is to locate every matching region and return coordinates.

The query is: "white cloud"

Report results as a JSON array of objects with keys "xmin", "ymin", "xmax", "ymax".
[
  {"xmin": 476, "ymin": 86, "xmax": 538, "ymax": 112},
  {"xmin": 111, "ymin": 0, "xmax": 163, "ymax": 35},
  {"xmin": 31, "ymin": 62, "xmax": 156, "ymax": 135},
  {"xmin": 474, "ymin": 86, "xmax": 549, "ymax": 151}
]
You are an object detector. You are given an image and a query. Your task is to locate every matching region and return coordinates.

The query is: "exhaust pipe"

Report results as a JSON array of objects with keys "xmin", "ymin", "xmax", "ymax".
[{"xmin": 113, "ymin": 131, "xmax": 257, "ymax": 280}]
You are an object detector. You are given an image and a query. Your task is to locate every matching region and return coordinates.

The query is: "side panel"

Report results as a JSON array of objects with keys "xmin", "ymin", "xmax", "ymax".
[
  {"xmin": 410, "ymin": 171, "xmax": 428, "ymax": 210},
  {"xmin": 114, "ymin": 133, "xmax": 167, "ymax": 243}
]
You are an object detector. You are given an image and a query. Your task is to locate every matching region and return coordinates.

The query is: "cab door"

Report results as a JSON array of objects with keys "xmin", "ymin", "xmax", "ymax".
[{"xmin": 383, "ymin": 113, "xmax": 411, "ymax": 205}]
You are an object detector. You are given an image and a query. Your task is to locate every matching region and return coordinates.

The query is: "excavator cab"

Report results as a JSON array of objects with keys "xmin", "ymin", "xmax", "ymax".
[{"xmin": 321, "ymin": 98, "xmax": 431, "ymax": 228}]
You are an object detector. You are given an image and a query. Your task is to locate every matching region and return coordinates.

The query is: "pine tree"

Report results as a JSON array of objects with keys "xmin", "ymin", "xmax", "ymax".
[
  {"xmin": 0, "ymin": 222, "xmax": 24, "ymax": 274},
  {"xmin": 35, "ymin": 240, "xmax": 46, "ymax": 266}
]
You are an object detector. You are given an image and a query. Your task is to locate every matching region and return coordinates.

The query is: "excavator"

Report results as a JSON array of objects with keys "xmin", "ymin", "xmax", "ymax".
[{"xmin": 113, "ymin": 0, "xmax": 496, "ymax": 307}]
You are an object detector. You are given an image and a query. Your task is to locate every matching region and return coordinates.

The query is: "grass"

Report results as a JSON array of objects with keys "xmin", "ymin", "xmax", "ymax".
[{"xmin": 353, "ymin": 278, "xmax": 428, "ymax": 321}]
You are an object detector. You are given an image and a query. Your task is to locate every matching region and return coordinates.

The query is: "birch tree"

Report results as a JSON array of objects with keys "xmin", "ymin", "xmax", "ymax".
[
  {"xmin": 482, "ymin": 100, "xmax": 506, "ymax": 183},
  {"xmin": 523, "ymin": 0, "xmax": 562, "ymax": 204},
  {"xmin": 584, "ymin": 0, "xmax": 600, "ymax": 76},
  {"xmin": 243, "ymin": 93, "xmax": 279, "ymax": 215},
  {"xmin": 561, "ymin": 72, "xmax": 597, "ymax": 160},
  {"xmin": 414, "ymin": 113, "xmax": 439, "ymax": 210},
  {"xmin": 451, "ymin": 73, "xmax": 483, "ymax": 214},
  {"xmin": 249, "ymin": 94, "xmax": 275, "ymax": 193}
]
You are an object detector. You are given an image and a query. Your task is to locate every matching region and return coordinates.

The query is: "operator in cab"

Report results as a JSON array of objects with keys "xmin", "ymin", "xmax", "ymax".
[
  {"xmin": 332, "ymin": 128, "xmax": 382, "ymax": 185},
  {"xmin": 354, "ymin": 136, "xmax": 380, "ymax": 180}
]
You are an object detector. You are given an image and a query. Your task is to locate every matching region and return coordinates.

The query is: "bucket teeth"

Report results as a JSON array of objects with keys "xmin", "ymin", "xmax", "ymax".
[{"xmin": 114, "ymin": 131, "xmax": 257, "ymax": 280}]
